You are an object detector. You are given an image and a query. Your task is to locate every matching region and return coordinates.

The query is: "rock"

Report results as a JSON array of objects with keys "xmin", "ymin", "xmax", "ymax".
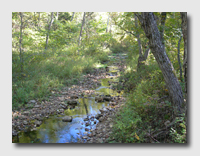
[
  {"xmin": 35, "ymin": 120, "xmax": 42, "ymax": 127},
  {"xmin": 85, "ymin": 128, "xmax": 90, "ymax": 131},
  {"xmin": 60, "ymin": 104, "xmax": 68, "ymax": 109},
  {"xmin": 84, "ymin": 118, "xmax": 89, "ymax": 121},
  {"xmin": 100, "ymin": 107, "xmax": 107, "ymax": 113},
  {"xmin": 59, "ymin": 109, "xmax": 64, "ymax": 113},
  {"xmin": 34, "ymin": 105, "xmax": 40, "ymax": 108},
  {"xmin": 82, "ymin": 136, "xmax": 88, "ymax": 139},
  {"xmin": 29, "ymin": 100, "xmax": 36, "ymax": 103},
  {"xmin": 62, "ymin": 92, "xmax": 68, "ymax": 95},
  {"xmin": 71, "ymin": 95, "xmax": 79, "ymax": 99},
  {"xmin": 103, "ymin": 97, "xmax": 111, "ymax": 101},
  {"xmin": 99, "ymin": 117, "xmax": 104, "ymax": 122},
  {"xmin": 23, "ymin": 121, "xmax": 28, "ymax": 125},
  {"xmin": 12, "ymin": 130, "xmax": 18, "ymax": 136},
  {"xmin": 95, "ymin": 96, "xmax": 103, "ymax": 102},
  {"xmin": 22, "ymin": 111, "xmax": 29, "ymax": 116},
  {"xmin": 62, "ymin": 116, "xmax": 73, "ymax": 122},
  {"xmin": 19, "ymin": 115, "xmax": 26, "ymax": 120},
  {"xmin": 67, "ymin": 100, "xmax": 77, "ymax": 105},
  {"xmin": 85, "ymin": 122, "xmax": 90, "ymax": 126},
  {"xmin": 109, "ymin": 123, "xmax": 113, "ymax": 128},
  {"xmin": 95, "ymin": 113, "xmax": 102, "ymax": 119},
  {"xmin": 97, "ymin": 138, "xmax": 103, "ymax": 143}
]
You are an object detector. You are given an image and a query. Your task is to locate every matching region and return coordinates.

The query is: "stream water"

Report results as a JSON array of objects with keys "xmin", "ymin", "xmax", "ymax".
[{"xmin": 13, "ymin": 66, "xmax": 122, "ymax": 143}]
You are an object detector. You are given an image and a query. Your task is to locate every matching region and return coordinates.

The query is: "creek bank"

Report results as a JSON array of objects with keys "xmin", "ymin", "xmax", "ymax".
[
  {"xmin": 78, "ymin": 96, "xmax": 126, "ymax": 143},
  {"xmin": 12, "ymin": 67, "xmax": 107, "ymax": 136},
  {"xmin": 12, "ymin": 53, "xmax": 127, "ymax": 143}
]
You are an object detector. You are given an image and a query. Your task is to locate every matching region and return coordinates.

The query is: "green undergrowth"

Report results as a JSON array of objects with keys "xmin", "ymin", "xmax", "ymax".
[
  {"xmin": 12, "ymin": 46, "xmax": 110, "ymax": 110},
  {"xmin": 110, "ymin": 53, "xmax": 186, "ymax": 143}
]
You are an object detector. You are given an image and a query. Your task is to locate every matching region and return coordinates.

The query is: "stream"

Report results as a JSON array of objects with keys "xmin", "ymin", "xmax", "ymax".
[{"xmin": 12, "ymin": 65, "xmax": 123, "ymax": 143}]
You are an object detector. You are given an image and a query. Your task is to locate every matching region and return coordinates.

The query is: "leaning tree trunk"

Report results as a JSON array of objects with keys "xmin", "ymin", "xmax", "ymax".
[
  {"xmin": 136, "ymin": 12, "xmax": 183, "ymax": 115},
  {"xmin": 159, "ymin": 12, "xmax": 167, "ymax": 48},
  {"xmin": 45, "ymin": 12, "xmax": 54, "ymax": 50},
  {"xmin": 180, "ymin": 12, "xmax": 187, "ymax": 99},
  {"xmin": 177, "ymin": 35, "xmax": 183, "ymax": 82}
]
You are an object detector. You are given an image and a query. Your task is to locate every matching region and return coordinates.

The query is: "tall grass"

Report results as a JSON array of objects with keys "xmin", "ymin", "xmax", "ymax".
[
  {"xmin": 12, "ymin": 46, "xmax": 110, "ymax": 110},
  {"xmin": 110, "ymin": 51, "xmax": 186, "ymax": 143}
]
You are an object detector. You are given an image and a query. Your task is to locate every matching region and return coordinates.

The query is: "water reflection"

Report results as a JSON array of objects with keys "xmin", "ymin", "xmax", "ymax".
[
  {"xmin": 13, "ymin": 65, "xmax": 122, "ymax": 143},
  {"xmin": 13, "ymin": 96, "xmax": 109, "ymax": 143}
]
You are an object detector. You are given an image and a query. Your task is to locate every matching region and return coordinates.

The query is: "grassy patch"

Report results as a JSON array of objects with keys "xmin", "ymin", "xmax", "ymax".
[
  {"xmin": 12, "ymin": 46, "xmax": 110, "ymax": 110},
  {"xmin": 110, "ymin": 53, "xmax": 186, "ymax": 143}
]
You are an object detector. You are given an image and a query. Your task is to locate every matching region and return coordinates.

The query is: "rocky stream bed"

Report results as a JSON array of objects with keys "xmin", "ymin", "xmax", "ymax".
[{"xmin": 12, "ymin": 53, "xmax": 127, "ymax": 143}]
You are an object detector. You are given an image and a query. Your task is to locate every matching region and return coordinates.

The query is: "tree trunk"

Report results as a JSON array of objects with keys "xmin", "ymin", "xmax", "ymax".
[
  {"xmin": 38, "ymin": 12, "xmax": 40, "ymax": 28},
  {"xmin": 180, "ymin": 12, "xmax": 187, "ymax": 98},
  {"xmin": 136, "ymin": 12, "xmax": 183, "ymax": 115},
  {"xmin": 106, "ymin": 15, "xmax": 109, "ymax": 33},
  {"xmin": 177, "ymin": 35, "xmax": 183, "ymax": 82},
  {"xmin": 135, "ymin": 15, "xmax": 143, "ymax": 57},
  {"xmin": 135, "ymin": 15, "xmax": 150, "ymax": 70},
  {"xmin": 71, "ymin": 12, "xmax": 75, "ymax": 21},
  {"xmin": 78, "ymin": 12, "xmax": 86, "ymax": 46},
  {"xmin": 45, "ymin": 12, "xmax": 54, "ymax": 50},
  {"xmin": 19, "ymin": 12, "xmax": 24, "ymax": 75},
  {"xmin": 160, "ymin": 12, "xmax": 167, "ymax": 48}
]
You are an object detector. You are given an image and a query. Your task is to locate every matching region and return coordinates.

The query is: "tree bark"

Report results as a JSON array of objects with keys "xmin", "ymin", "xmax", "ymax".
[
  {"xmin": 134, "ymin": 15, "xmax": 143, "ymax": 57},
  {"xmin": 135, "ymin": 15, "xmax": 150, "ymax": 70},
  {"xmin": 180, "ymin": 12, "xmax": 187, "ymax": 98},
  {"xmin": 78, "ymin": 12, "xmax": 86, "ymax": 46},
  {"xmin": 136, "ymin": 12, "xmax": 183, "ymax": 115},
  {"xmin": 160, "ymin": 12, "xmax": 167, "ymax": 48},
  {"xmin": 71, "ymin": 12, "xmax": 75, "ymax": 21},
  {"xmin": 177, "ymin": 35, "xmax": 183, "ymax": 82},
  {"xmin": 45, "ymin": 12, "xmax": 54, "ymax": 50}
]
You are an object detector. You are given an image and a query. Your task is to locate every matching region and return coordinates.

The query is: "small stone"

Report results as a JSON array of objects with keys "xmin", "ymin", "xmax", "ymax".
[
  {"xmin": 35, "ymin": 120, "xmax": 42, "ymax": 127},
  {"xmin": 22, "ymin": 111, "xmax": 29, "ymax": 116},
  {"xmin": 23, "ymin": 121, "xmax": 28, "ymax": 125},
  {"xmin": 62, "ymin": 116, "xmax": 73, "ymax": 122},
  {"xmin": 85, "ymin": 122, "xmax": 90, "ymax": 126},
  {"xmin": 34, "ymin": 105, "xmax": 40, "ymax": 108},
  {"xmin": 84, "ymin": 118, "xmax": 89, "ymax": 121},
  {"xmin": 62, "ymin": 92, "xmax": 68, "ymax": 95},
  {"xmin": 29, "ymin": 100, "xmax": 36, "ymax": 103},
  {"xmin": 85, "ymin": 128, "xmax": 89, "ymax": 131},
  {"xmin": 67, "ymin": 100, "xmax": 77, "ymax": 105},
  {"xmin": 82, "ymin": 136, "xmax": 88, "ymax": 139}
]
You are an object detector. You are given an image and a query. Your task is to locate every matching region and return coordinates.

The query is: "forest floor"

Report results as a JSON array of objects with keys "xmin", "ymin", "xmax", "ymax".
[{"xmin": 12, "ymin": 53, "xmax": 128, "ymax": 143}]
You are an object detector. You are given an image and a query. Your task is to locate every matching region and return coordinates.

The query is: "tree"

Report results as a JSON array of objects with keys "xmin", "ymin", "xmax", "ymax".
[
  {"xmin": 180, "ymin": 12, "xmax": 187, "ymax": 98},
  {"xmin": 134, "ymin": 14, "xmax": 150, "ymax": 70},
  {"xmin": 106, "ymin": 15, "xmax": 109, "ymax": 33},
  {"xmin": 135, "ymin": 12, "xmax": 183, "ymax": 115},
  {"xmin": 45, "ymin": 12, "xmax": 54, "ymax": 50},
  {"xmin": 177, "ymin": 35, "xmax": 183, "ymax": 81},
  {"xmin": 71, "ymin": 12, "xmax": 75, "ymax": 21},
  {"xmin": 78, "ymin": 12, "xmax": 86, "ymax": 46}
]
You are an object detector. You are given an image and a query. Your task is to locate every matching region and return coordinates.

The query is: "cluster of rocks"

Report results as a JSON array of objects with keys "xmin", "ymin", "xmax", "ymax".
[
  {"xmin": 12, "ymin": 68, "xmax": 108, "ymax": 136},
  {"xmin": 77, "ymin": 96, "xmax": 126, "ymax": 143}
]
